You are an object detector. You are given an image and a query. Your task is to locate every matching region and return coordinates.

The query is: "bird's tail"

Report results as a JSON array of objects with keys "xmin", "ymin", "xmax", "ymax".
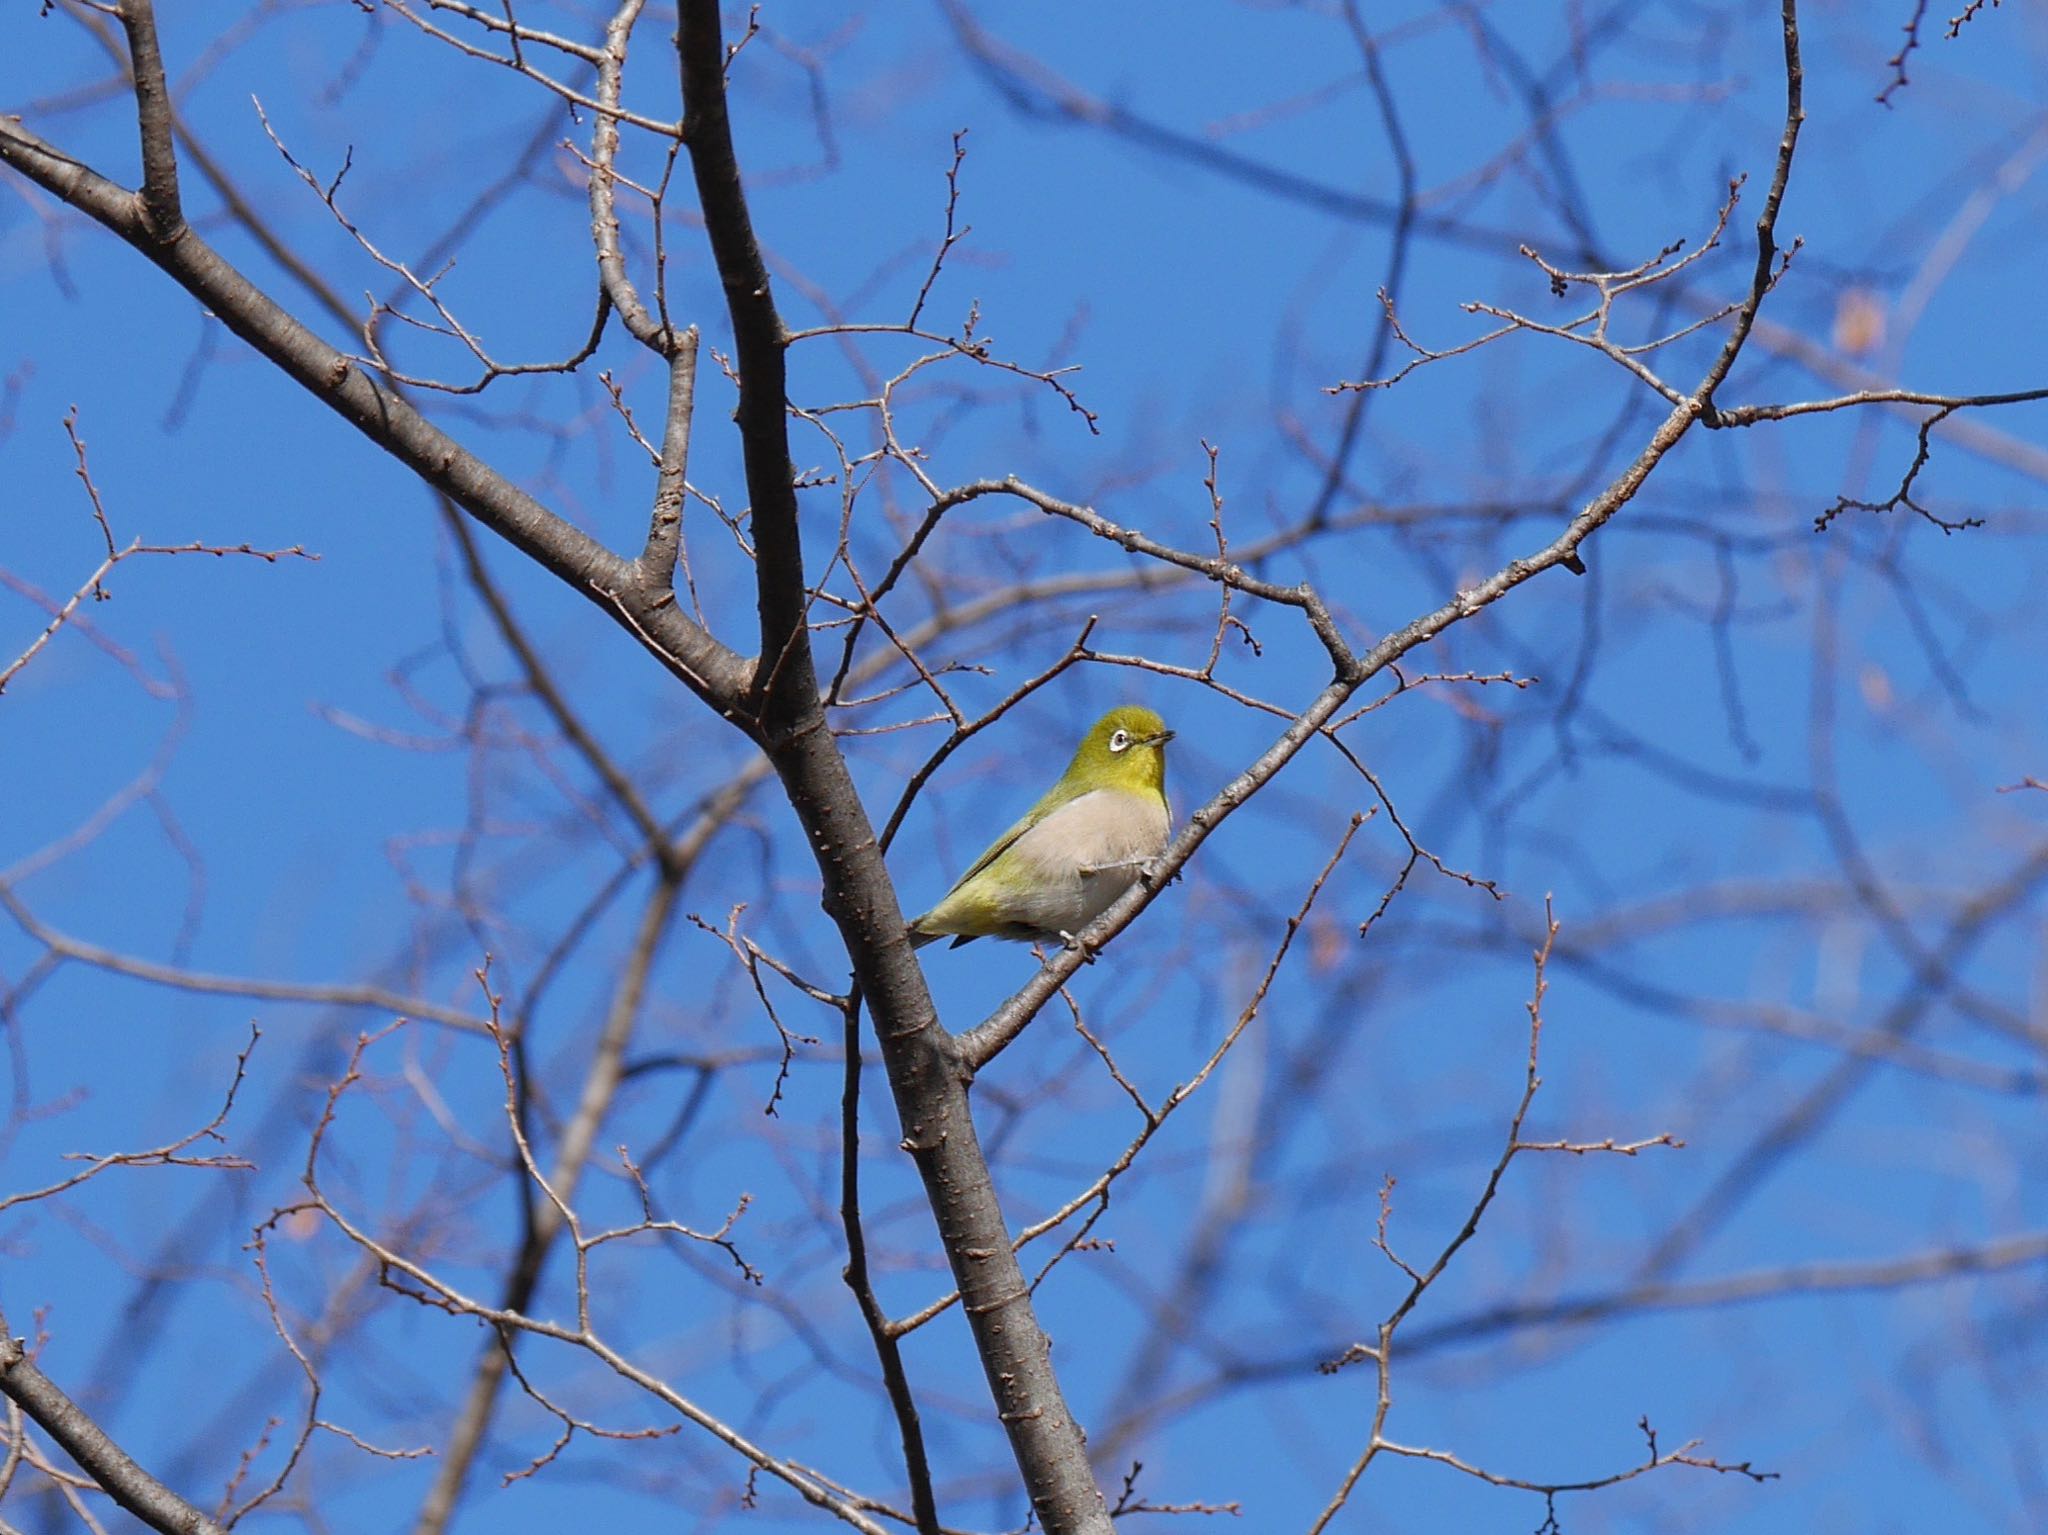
[{"xmin": 906, "ymin": 921, "xmax": 975, "ymax": 950}]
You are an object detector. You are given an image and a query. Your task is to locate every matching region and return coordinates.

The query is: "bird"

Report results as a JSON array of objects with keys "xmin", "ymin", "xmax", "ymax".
[{"xmin": 909, "ymin": 706, "xmax": 1175, "ymax": 950}]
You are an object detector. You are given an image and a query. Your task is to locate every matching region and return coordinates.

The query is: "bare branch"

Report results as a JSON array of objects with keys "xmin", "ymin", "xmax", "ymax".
[
  {"xmin": 0, "ymin": 1308, "xmax": 228, "ymax": 1535},
  {"xmin": 588, "ymin": 0, "xmax": 674, "ymax": 351},
  {"xmin": 115, "ymin": 0, "xmax": 181, "ymax": 237},
  {"xmin": 0, "ymin": 1024, "xmax": 257, "ymax": 1216},
  {"xmin": 639, "ymin": 331, "xmax": 701, "ymax": 593},
  {"xmin": 0, "ymin": 113, "xmax": 749, "ymax": 709}
]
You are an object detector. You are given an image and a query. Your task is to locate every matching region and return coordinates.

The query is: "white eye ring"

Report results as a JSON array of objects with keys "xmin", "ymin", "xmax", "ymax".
[{"xmin": 1109, "ymin": 729, "xmax": 1132, "ymax": 753}]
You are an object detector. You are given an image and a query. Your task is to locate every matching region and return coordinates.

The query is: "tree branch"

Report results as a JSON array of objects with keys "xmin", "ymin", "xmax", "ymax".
[
  {"xmin": 961, "ymin": 0, "xmax": 1814, "ymax": 1091},
  {"xmin": 640, "ymin": 331, "xmax": 701, "ymax": 592},
  {"xmin": 411, "ymin": 875, "xmax": 682, "ymax": 1535},
  {"xmin": 114, "ymin": 0, "xmax": 182, "ymax": 239},
  {"xmin": 0, "ymin": 118, "xmax": 748, "ymax": 710},
  {"xmin": 674, "ymin": 6, "xmax": 1116, "ymax": 1527},
  {"xmin": 677, "ymin": 0, "xmax": 807, "ymax": 710},
  {"xmin": 0, "ymin": 1311, "xmax": 227, "ymax": 1535},
  {"xmin": 839, "ymin": 989, "xmax": 942, "ymax": 1535},
  {"xmin": 589, "ymin": 0, "xmax": 673, "ymax": 352}
]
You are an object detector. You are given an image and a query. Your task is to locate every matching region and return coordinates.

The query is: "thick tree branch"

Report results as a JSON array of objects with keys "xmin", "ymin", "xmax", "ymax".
[
  {"xmin": 99, "ymin": 59, "xmax": 682, "ymax": 860},
  {"xmin": 755, "ymin": 685, "xmax": 1117, "ymax": 1534},
  {"xmin": 0, "ymin": 4, "xmax": 1836, "ymax": 1531},
  {"xmin": 677, "ymin": 0, "xmax": 809, "ymax": 711},
  {"xmin": 5, "ymin": 59, "xmax": 1118, "ymax": 1524},
  {"xmin": 114, "ymin": 0, "xmax": 181, "ymax": 239},
  {"xmin": 674, "ymin": 7, "xmax": 1115, "ymax": 1527},
  {"xmin": 640, "ymin": 332, "xmax": 701, "ymax": 592},
  {"xmin": 0, "ymin": 1311, "xmax": 227, "ymax": 1535},
  {"xmin": 0, "ymin": 118, "xmax": 748, "ymax": 710}
]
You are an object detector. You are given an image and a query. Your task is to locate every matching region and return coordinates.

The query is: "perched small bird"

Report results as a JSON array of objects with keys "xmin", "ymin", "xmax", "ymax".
[{"xmin": 910, "ymin": 706, "xmax": 1175, "ymax": 950}]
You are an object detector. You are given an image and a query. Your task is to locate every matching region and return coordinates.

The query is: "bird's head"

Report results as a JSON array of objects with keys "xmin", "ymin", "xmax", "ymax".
[{"xmin": 1063, "ymin": 706, "xmax": 1173, "ymax": 797}]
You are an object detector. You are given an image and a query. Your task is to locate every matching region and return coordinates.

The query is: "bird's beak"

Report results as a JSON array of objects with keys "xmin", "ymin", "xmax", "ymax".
[{"xmin": 1146, "ymin": 730, "xmax": 1175, "ymax": 747}]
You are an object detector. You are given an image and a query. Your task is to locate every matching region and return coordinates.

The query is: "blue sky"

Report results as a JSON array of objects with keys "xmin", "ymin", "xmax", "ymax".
[{"xmin": 4, "ymin": 3, "xmax": 2048, "ymax": 1532}]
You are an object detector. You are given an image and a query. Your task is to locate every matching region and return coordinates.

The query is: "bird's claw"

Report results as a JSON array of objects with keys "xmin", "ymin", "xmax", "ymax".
[
  {"xmin": 1057, "ymin": 930, "xmax": 1100, "ymax": 963},
  {"xmin": 1140, "ymin": 855, "xmax": 1181, "ymax": 888}
]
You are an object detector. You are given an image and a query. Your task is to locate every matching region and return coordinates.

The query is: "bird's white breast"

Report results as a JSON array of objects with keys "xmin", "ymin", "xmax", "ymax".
[{"xmin": 1002, "ymin": 788, "xmax": 1170, "ymax": 935}]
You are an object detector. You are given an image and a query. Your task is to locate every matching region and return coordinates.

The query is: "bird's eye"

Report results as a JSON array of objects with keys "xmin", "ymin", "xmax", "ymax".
[{"xmin": 1109, "ymin": 729, "xmax": 1131, "ymax": 753}]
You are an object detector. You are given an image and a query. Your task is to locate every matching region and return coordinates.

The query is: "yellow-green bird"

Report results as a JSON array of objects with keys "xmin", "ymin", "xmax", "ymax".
[{"xmin": 910, "ymin": 706, "xmax": 1175, "ymax": 949}]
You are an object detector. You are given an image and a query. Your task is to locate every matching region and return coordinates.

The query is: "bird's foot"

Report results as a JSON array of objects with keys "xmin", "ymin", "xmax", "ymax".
[
  {"xmin": 1139, "ymin": 854, "xmax": 1182, "ymax": 889},
  {"xmin": 1056, "ymin": 930, "xmax": 1101, "ymax": 963}
]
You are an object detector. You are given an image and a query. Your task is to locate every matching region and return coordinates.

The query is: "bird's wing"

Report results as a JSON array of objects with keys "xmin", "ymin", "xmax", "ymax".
[{"xmin": 937, "ymin": 778, "xmax": 1086, "ymax": 895}]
